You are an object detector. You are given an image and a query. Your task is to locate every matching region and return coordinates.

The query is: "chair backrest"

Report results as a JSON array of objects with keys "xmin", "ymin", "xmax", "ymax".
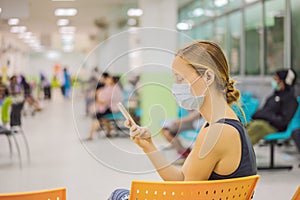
[
  {"xmin": 178, "ymin": 107, "xmax": 189, "ymax": 118},
  {"xmin": 286, "ymin": 97, "xmax": 300, "ymax": 133},
  {"xmin": 232, "ymin": 92, "xmax": 259, "ymax": 124},
  {"xmin": 10, "ymin": 102, "xmax": 24, "ymax": 126},
  {"xmin": 0, "ymin": 187, "xmax": 66, "ymax": 200},
  {"xmin": 130, "ymin": 175, "xmax": 260, "ymax": 200},
  {"xmin": 292, "ymin": 186, "xmax": 300, "ymax": 200}
]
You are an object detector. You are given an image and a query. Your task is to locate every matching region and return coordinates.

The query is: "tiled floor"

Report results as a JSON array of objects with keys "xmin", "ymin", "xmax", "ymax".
[{"xmin": 0, "ymin": 89, "xmax": 299, "ymax": 199}]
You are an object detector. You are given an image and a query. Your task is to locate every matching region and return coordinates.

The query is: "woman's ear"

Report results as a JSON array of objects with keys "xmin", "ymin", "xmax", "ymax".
[{"xmin": 204, "ymin": 70, "xmax": 215, "ymax": 87}]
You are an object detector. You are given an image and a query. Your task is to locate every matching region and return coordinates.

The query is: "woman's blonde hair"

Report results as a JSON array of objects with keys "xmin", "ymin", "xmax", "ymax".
[{"xmin": 176, "ymin": 40, "xmax": 240, "ymax": 106}]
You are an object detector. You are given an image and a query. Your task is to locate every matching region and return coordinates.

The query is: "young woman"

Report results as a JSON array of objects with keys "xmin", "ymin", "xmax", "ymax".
[{"xmin": 108, "ymin": 40, "xmax": 257, "ymax": 199}]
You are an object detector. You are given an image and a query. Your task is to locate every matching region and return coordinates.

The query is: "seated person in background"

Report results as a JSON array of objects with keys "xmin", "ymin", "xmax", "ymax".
[
  {"xmin": 86, "ymin": 73, "xmax": 123, "ymax": 140},
  {"xmin": 84, "ymin": 67, "xmax": 102, "ymax": 115},
  {"xmin": 20, "ymin": 75, "xmax": 42, "ymax": 114},
  {"xmin": 247, "ymin": 69, "xmax": 298, "ymax": 145},
  {"xmin": 9, "ymin": 75, "xmax": 22, "ymax": 96},
  {"xmin": 161, "ymin": 110, "xmax": 204, "ymax": 161}
]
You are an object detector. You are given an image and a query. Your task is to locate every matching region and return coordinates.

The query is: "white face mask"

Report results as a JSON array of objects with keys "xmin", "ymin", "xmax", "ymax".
[{"xmin": 172, "ymin": 80, "xmax": 207, "ymax": 111}]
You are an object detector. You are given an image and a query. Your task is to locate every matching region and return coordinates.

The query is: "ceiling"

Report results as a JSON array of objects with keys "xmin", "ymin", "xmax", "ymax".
[{"xmin": 0, "ymin": 0, "xmax": 192, "ymax": 52}]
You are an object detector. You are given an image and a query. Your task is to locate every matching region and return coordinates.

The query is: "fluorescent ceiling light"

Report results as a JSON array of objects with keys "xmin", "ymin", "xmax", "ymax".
[
  {"xmin": 192, "ymin": 8, "xmax": 204, "ymax": 17},
  {"xmin": 46, "ymin": 51, "xmax": 61, "ymax": 60},
  {"xmin": 204, "ymin": 10, "xmax": 215, "ymax": 17},
  {"xmin": 57, "ymin": 19, "xmax": 69, "ymax": 26},
  {"xmin": 127, "ymin": 8, "xmax": 143, "ymax": 17},
  {"xmin": 55, "ymin": 8, "xmax": 77, "ymax": 16},
  {"xmin": 62, "ymin": 45, "xmax": 74, "ymax": 52},
  {"xmin": 176, "ymin": 21, "xmax": 193, "ymax": 31},
  {"xmin": 59, "ymin": 26, "xmax": 76, "ymax": 34},
  {"xmin": 19, "ymin": 32, "xmax": 33, "ymax": 39},
  {"xmin": 10, "ymin": 26, "xmax": 27, "ymax": 33},
  {"xmin": 214, "ymin": 0, "xmax": 228, "ymax": 7},
  {"xmin": 61, "ymin": 34, "xmax": 74, "ymax": 42},
  {"xmin": 176, "ymin": 23, "xmax": 190, "ymax": 31},
  {"xmin": 8, "ymin": 18, "xmax": 20, "ymax": 25}
]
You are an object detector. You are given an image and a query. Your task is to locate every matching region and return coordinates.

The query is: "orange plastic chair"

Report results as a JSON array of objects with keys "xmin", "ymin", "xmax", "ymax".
[
  {"xmin": 129, "ymin": 175, "xmax": 259, "ymax": 200},
  {"xmin": 292, "ymin": 186, "xmax": 300, "ymax": 200},
  {"xmin": 0, "ymin": 187, "xmax": 66, "ymax": 200}
]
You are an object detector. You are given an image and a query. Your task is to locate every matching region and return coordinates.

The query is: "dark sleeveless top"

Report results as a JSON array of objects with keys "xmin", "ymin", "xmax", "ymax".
[{"xmin": 207, "ymin": 118, "xmax": 257, "ymax": 180}]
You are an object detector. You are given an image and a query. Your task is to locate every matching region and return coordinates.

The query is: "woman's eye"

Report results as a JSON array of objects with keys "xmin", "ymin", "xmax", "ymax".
[{"xmin": 174, "ymin": 74, "xmax": 184, "ymax": 83}]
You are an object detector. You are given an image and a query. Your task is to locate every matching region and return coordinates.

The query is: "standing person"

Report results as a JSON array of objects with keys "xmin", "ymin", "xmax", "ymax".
[
  {"xmin": 63, "ymin": 67, "xmax": 72, "ymax": 99},
  {"xmin": 246, "ymin": 69, "xmax": 298, "ymax": 145},
  {"xmin": 40, "ymin": 73, "xmax": 51, "ymax": 100},
  {"xmin": 108, "ymin": 41, "xmax": 257, "ymax": 199}
]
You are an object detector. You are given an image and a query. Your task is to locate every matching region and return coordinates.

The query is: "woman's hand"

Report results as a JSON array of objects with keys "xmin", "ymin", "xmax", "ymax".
[{"xmin": 124, "ymin": 120, "xmax": 154, "ymax": 152}]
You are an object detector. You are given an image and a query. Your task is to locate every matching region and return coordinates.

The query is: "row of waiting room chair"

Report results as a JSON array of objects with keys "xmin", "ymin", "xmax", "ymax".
[
  {"xmin": 1, "ymin": 177, "xmax": 300, "ymax": 200},
  {"xmin": 0, "ymin": 99, "xmax": 30, "ymax": 169},
  {"xmin": 258, "ymin": 96, "xmax": 300, "ymax": 170},
  {"xmin": 0, "ymin": 175, "xmax": 259, "ymax": 200}
]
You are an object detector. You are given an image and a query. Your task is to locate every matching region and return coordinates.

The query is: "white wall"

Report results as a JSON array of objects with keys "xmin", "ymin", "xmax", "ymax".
[
  {"xmin": 28, "ymin": 51, "xmax": 86, "ymax": 80},
  {"xmin": 0, "ymin": 33, "xmax": 30, "ymax": 77}
]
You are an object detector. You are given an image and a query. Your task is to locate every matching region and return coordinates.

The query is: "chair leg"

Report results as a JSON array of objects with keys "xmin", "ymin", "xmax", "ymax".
[
  {"xmin": 11, "ymin": 134, "xmax": 22, "ymax": 169},
  {"xmin": 6, "ymin": 135, "xmax": 13, "ymax": 158},
  {"xmin": 258, "ymin": 140, "xmax": 293, "ymax": 170},
  {"xmin": 20, "ymin": 129, "xmax": 31, "ymax": 163}
]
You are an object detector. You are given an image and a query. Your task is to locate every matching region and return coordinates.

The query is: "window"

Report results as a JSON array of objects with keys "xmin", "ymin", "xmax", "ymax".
[
  {"xmin": 214, "ymin": 17, "xmax": 228, "ymax": 56},
  {"xmin": 245, "ymin": 0, "xmax": 258, "ymax": 3},
  {"xmin": 245, "ymin": 3, "xmax": 263, "ymax": 75},
  {"xmin": 229, "ymin": 11, "xmax": 242, "ymax": 75},
  {"xmin": 265, "ymin": 0, "xmax": 285, "ymax": 75},
  {"xmin": 229, "ymin": 0, "xmax": 242, "ymax": 10},
  {"xmin": 291, "ymin": 0, "xmax": 300, "ymax": 76},
  {"xmin": 194, "ymin": 23, "xmax": 214, "ymax": 40},
  {"xmin": 183, "ymin": 0, "xmax": 205, "ymax": 24}
]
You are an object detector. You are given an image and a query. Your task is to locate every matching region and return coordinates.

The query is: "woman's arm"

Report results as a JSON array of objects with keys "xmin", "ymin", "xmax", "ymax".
[
  {"xmin": 129, "ymin": 123, "xmax": 185, "ymax": 181},
  {"xmin": 143, "ymin": 145, "xmax": 185, "ymax": 181}
]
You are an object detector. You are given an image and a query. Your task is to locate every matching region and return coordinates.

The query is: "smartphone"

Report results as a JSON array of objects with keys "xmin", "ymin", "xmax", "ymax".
[{"xmin": 117, "ymin": 102, "xmax": 136, "ymax": 126}]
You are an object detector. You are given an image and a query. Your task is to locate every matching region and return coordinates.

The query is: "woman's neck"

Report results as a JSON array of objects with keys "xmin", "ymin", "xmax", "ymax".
[{"xmin": 199, "ymin": 89, "xmax": 231, "ymax": 124}]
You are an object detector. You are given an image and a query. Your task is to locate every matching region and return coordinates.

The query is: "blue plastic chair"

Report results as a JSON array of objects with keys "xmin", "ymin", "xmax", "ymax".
[
  {"xmin": 232, "ymin": 92, "xmax": 259, "ymax": 124},
  {"xmin": 258, "ymin": 96, "xmax": 300, "ymax": 170},
  {"xmin": 177, "ymin": 107, "xmax": 189, "ymax": 118},
  {"xmin": 180, "ymin": 129, "xmax": 199, "ymax": 141}
]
